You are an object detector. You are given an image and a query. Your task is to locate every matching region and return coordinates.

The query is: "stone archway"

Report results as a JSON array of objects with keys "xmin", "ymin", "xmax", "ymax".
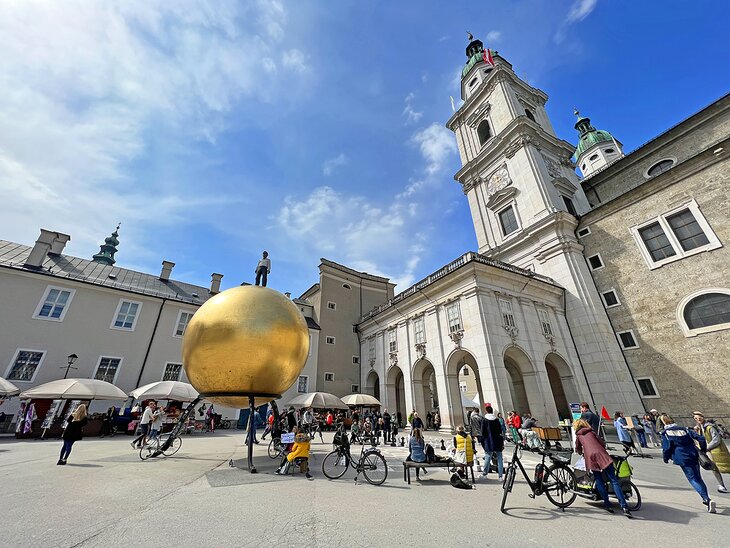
[
  {"xmin": 412, "ymin": 358, "xmax": 439, "ymax": 424},
  {"xmin": 385, "ymin": 365, "xmax": 406, "ymax": 425},
  {"xmin": 366, "ymin": 370, "xmax": 380, "ymax": 401},
  {"xmin": 446, "ymin": 349, "xmax": 485, "ymax": 428},
  {"xmin": 503, "ymin": 346, "xmax": 538, "ymax": 415},
  {"xmin": 545, "ymin": 353, "xmax": 580, "ymax": 421}
]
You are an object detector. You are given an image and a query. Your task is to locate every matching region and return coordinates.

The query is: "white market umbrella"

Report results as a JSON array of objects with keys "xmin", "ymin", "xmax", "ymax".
[
  {"xmin": 341, "ymin": 393, "xmax": 381, "ymax": 407},
  {"xmin": 0, "ymin": 377, "xmax": 20, "ymax": 397},
  {"xmin": 461, "ymin": 393, "xmax": 479, "ymax": 409},
  {"xmin": 287, "ymin": 392, "xmax": 349, "ymax": 410},
  {"xmin": 20, "ymin": 378, "xmax": 127, "ymax": 400},
  {"xmin": 130, "ymin": 381, "xmax": 199, "ymax": 402}
]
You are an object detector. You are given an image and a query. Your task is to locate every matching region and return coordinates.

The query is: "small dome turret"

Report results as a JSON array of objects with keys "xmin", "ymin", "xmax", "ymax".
[{"xmin": 573, "ymin": 109, "xmax": 623, "ymax": 177}]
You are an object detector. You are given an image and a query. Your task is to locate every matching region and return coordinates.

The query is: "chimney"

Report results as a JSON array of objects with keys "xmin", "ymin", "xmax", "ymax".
[
  {"xmin": 25, "ymin": 229, "xmax": 58, "ymax": 268},
  {"xmin": 285, "ymin": 292, "xmax": 291, "ymax": 299},
  {"xmin": 210, "ymin": 273, "xmax": 223, "ymax": 294},
  {"xmin": 160, "ymin": 260, "xmax": 175, "ymax": 281},
  {"xmin": 49, "ymin": 232, "xmax": 71, "ymax": 255}
]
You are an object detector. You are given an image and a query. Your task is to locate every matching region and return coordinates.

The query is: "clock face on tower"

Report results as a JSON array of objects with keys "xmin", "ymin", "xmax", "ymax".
[{"xmin": 487, "ymin": 167, "xmax": 511, "ymax": 197}]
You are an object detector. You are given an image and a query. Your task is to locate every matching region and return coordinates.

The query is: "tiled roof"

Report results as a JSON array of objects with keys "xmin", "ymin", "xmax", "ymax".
[
  {"xmin": 0, "ymin": 240, "xmax": 212, "ymax": 305},
  {"xmin": 305, "ymin": 317, "xmax": 321, "ymax": 331},
  {"xmin": 319, "ymin": 258, "xmax": 391, "ymax": 283}
]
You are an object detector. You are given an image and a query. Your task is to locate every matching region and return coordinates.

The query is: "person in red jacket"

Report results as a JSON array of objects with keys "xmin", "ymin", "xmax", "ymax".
[{"xmin": 510, "ymin": 411, "xmax": 522, "ymax": 443}]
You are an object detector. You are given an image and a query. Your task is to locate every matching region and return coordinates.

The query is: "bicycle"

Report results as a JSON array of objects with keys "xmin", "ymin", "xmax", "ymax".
[
  {"xmin": 268, "ymin": 436, "xmax": 287, "ymax": 459},
  {"xmin": 321, "ymin": 429, "xmax": 388, "ymax": 485},
  {"xmin": 139, "ymin": 433, "xmax": 183, "ymax": 460},
  {"xmin": 501, "ymin": 441, "xmax": 577, "ymax": 513}
]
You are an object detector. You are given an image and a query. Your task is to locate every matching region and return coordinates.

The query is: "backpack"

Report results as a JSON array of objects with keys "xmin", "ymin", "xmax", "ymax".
[
  {"xmin": 425, "ymin": 443, "xmax": 436, "ymax": 463},
  {"xmin": 450, "ymin": 472, "xmax": 472, "ymax": 490},
  {"xmin": 613, "ymin": 456, "xmax": 633, "ymax": 478}
]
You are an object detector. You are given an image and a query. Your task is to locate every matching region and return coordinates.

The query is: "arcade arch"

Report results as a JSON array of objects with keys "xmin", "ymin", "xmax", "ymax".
[
  {"xmin": 385, "ymin": 365, "xmax": 406, "ymax": 424},
  {"xmin": 365, "ymin": 370, "xmax": 380, "ymax": 401},
  {"xmin": 412, "ymin": 358, "xmax": 438, "ymax": 422},
  {"xmin": 544, "ymin": 352, "xmax": 580, "ymax": 420},
  {"xmin": 446, "ymin": 349, "xmax": 485, "ymax": 427}
]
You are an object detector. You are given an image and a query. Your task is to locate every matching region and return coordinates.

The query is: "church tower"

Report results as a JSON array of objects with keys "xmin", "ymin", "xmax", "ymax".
[
  {"xmin": 573, "ymin": 109, "xmax": 623, "ymax": 177},
  {"xmin": 446, "ymin": 37, "xmax": 643, "ymax": 413}
]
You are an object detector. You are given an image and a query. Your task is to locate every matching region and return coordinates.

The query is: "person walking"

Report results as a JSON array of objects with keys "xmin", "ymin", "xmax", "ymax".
[
  {"xmin": 650, "ymin": 409, "xmax": 663, "ymax": 435},
  {"xmin": 497, "ymin": 412, "xmax": 507, "ymax": 438},
  {"xmin": 574, "ymin": 418, "xmax": 633, "ymax": 518},
  {"xmin": 510, "ymin": 411, "xmax": 522, "ymax": 443},
  {"xmin": 693, "ymin": 411, "xmax": 729, "ymax": 494},
  {"xmin": 470, "ymin": 408, "xmax": 484, "ymax": 450},
  {"xmin": 580, "ymin": 402, "xmax": 601, "ymax": 435},
  {"xmin": 148, "ymin": 405, "xmax": 165, "ymax": 440},
  {"xmin": 58, "ymin": 404, "xmax": 88, "ymax": 465},
  {"xmin": 383, "ymin": 409, "xmax": 392, "ymax": 443},
  {"xmin": 633, "ymin": 416, "xmax": 647, "ymax": 448},
  {"xmin": 262, "ymin": 411, "xmax": 274, "ymax": 440},
  {"xmin": 131, "ymin": 401, "xmax": 156, "ymax": 449},
  {"xmin": 614, "ymin": 412, "xmax": 635, "ymax": 454},
  {"xmin": 254, "ymin": 251, "xmax": 271, "ymax": 287},
  {"xmin": 408, "ymin": 428, "xmax": 428, "ymax": 480},
  {"xmin": 206, "ymin": 404, "xmax": 216, "ymax": 432},
  {"xmin": 661, "ymin": 414, "xmax": 716, "ymax": 513},
  {"xmin": 643, "ymin": 414, "xmax": 660, "ymax": 447},
  {"xmin": 481, "ymin": 405, "xmax": 504, "ymax": 481}
]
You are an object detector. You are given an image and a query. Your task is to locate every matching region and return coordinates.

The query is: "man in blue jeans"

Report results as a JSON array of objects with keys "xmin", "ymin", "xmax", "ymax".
[
  {"xmin": 481, "ymin": 405, "xmax": 504, "ymax": 480},
  {"xmin": 661, "ymin": 414, "xmax": 717, "ymax": 513}
]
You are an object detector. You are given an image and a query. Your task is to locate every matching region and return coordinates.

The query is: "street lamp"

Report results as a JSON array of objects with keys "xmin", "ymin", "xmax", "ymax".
[{"xmin": 62, "ymin": 353, "xmax": 78, "ymax": 379}]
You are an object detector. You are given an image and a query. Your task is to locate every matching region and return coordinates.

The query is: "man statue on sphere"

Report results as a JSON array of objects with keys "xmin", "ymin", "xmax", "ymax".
[{"xmin": 255, "ymin": 251, "xmax": 271, "ymax": 287}]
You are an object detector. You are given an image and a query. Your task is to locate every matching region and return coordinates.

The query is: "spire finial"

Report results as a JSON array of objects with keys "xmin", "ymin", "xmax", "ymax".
[
  {"xmin": 467, "ymin": 31, "xmax": 474, "ymax": 41},
  {"xmin": 574, "ymin": 107, "xmax": 580, "ymax": 118}
]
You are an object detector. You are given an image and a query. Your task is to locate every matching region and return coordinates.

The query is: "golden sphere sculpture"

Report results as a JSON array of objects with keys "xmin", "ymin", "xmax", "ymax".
[{"xmin": 182, "ymin": 286, "xmax": 309, "ymax": 408}]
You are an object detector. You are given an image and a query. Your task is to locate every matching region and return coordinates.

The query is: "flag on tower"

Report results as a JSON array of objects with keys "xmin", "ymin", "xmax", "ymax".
[
  {"xmin": 450, "ymin": 96, "xmax": 456, "ymax": 113},
  {"xmin": 600, "ymin": 406, "xmax": 611, "ymax": 420},
  {"xmin": 483, "ymin": 48, "xmax": 495, "ymax": 67}
]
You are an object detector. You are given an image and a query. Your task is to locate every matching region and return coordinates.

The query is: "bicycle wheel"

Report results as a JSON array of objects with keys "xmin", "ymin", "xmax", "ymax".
[
  {"xmin": 500, "ymin": 463, "xmax": 517, "ymax": 513},
  {"xmin": 625, "ymin": 481, "xmax": 641, "ymax": 511},
  {"xmin": 322, "ymin": 450, "xmax": 349, "ymax": 479},
  {"xmin": 268, "ymin": 439, "xmax": 281, "ymax": 459},
  {"xmin": 362, "ymin": 452, "xmax": 388, "ymax": 486},
  {"xmin": 544, "ymin": 464, "xmax": 577, "ymax": 509},
  {"xmin": 139, "ymin": 442, "xmax": 156, "ymax": 461},
  {"xmin": 162, "ymin": 436, "xmax": 182, "ymax": 457}
]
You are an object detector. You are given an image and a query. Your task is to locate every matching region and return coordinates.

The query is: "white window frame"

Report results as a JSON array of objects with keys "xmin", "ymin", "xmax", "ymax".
[
  {"xmin": 93, "ymin": 356, "xmax": 123, "ymax": 384},
  {"xmin": 4, "ymin": 348, "xmax": 46, "ymax": 383},
  {"xmin": 577, "ymin": 226, "xmax": 591, "ymax": 238},
  {"xmin": 110, "ymin": 299, "xmax": 143, "ymax": 331},
  {"xmin": 446, "ymin": 302, "xmax": 463, "ymax": 333},
  {"xmin": 352, "ymin": 356, "xmax": 360, "ymax": 364},
  {"xmin": 500, "ymin": 299, "xmax": 516, "ymax": 328},
  {"xmin": 616, "ymin": 330, "xmax": 639, "ymax": 350},
  {"xmin": 325, "ymin": 336, "xmax": 336, "ymax": 345},
  {"xmin": 297, "ymin": 375, "xmax": 309, "ymax": 393},
  {"xmin": 413, "ymin": 315, "xmax": 426, "ymax": 344},
  {"xmin": 33, "ymin": 285, "xmax": 76, "ymax": 322},
  {"xmin": 643, "ymin": 156, "xmax": 677, "ymax": 179},
  {"xmin": 600, "ymin": 289, "xmax": 621, "ymax": 308},
  {"xmin": 324, "ymin": 372, "xmax": 335, "ymax": 382},
  {"xmin": 173, "ymin": 309, "xmax": 195, "ymax": 338},
  {"xmin": 350, "ymin": 384, "xmax": 359, "ymax": 393},
  {"xmin": 537, "ymin": 308, "xmax": 553, "ymax": 336},
  {"xmin": 462, "ymin": 366, "xmax": 469, "ymax": 376},
  {"xmin": 635, "ymin": 376, "xmax": 660, "ymax": 399},
  {"xmin": 388, "ymin": 329, "xmax": 397, "ymax": 353},
  {"xmin": 327, "ymin": 301, "xmax": 337, "ymax": 310},
  {"xmin": 676, "ymin": 288, "xmax": 730, "ymax": 337},
  {"xmin": 162, "ymin": 362, "xmax": 183, "ymax": 382},
  {"xmin": 587, "ymin": 253, "xmax": 604, "ymax": 271},
  {"xmin": 631, "ymin": 199, "xmax": 721, "ymax": 270}
]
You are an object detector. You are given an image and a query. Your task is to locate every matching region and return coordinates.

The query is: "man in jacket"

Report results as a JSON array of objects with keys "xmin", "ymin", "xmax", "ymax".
[
  {"xmin": 383, "ymin": 409, "xmax": 392, "ymax": 443},
  {"xmin": 661, "ymin": 414, "xmax": 716, "ymax": 513},
  {"xmin": 470, "ymin": 409, "xmax": 484, "ymax": 449},
  {"xmin": 694, "ymin": 411, "xmax": 729, "ymax": 493},
  {"xmin": 580, "ymin": 402, "xmax": 601, "ymax": 435},
  {"xmin": 481, "ymin": 405, "xmax": 504, "ymax": 480}
]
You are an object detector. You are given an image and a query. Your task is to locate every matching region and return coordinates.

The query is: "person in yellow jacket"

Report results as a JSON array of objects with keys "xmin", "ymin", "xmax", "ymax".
[
  {"xmin": 453, "ymin": 425, "xmax": 475, "ymax": 468},
  {"xmin": 694, "ymin": 411, "xmax": 729, "ymax": 493},
  {"xmin": 276, "ymin": 431, "xmax": 313, "ymax": 480}
]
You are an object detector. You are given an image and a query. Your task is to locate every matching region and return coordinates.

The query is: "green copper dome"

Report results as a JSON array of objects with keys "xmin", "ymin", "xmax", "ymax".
[{"xmin": 573, "ymin": 110, "xmax": 616, "ymax": 158}]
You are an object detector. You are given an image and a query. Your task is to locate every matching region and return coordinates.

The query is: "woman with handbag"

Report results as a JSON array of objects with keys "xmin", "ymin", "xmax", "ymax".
[
  {"xmin": 661, "ymin": 414, "xmax": 716, "ymax": 513},
  {"xmin": 693, "ymin": 411, "xmax": 729, "ymax": 494},
  {"xmin": 58, "ymin": 404, "xmax": 88, "ymax": 465}
]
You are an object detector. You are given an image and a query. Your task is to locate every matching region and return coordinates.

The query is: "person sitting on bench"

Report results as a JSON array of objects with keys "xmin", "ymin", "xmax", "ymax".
[{"xmin": 407, "ymin": 428, "xmax": 428, "ymax": 480}]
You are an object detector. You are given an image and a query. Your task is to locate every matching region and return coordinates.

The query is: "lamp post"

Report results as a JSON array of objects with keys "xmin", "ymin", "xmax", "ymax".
[{"xmin": 62, "ymin": 353, "xmax": 78, "ymax": 379}]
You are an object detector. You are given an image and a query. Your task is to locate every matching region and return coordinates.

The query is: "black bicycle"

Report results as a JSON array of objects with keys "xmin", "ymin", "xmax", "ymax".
[
  {"xmin": 321, "ymin": 429, "xmax": 388, "ymax": 485},
  {"xmin": 501, "ymin": 441, "xmax": 577, "ymax": 513}
]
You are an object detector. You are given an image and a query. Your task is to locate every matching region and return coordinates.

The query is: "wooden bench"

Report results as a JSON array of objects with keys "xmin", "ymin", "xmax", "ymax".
[{"xmin": 402, "ymin": 460, "xmax": 476, "ymax": 485}]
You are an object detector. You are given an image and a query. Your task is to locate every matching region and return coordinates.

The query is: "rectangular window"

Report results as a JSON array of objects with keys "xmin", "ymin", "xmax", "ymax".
[
  {"xmin": 414, "ymin": 316, "xmax": 426, "ymax": 344},
  {"xmin": 666, "ymin": 209, "xmax": 710, "ymax": 252},
  {"xmin": 352, "ymin": 356, "xmax": 360, "ymax": 364},
  {"xmin": 587, "ymin": 254, "xmax": 604, "ymax": 270},
  {"xmin": 563, "ymin": 196, "xmax": 578, "ymax": 216},
  {"xmin": 577, "ymin": 226, "xmax": 591, "ymax": 237},
  {"xmin": 351, "ymin": 384, "xmax": 359, "ymax": 393},
  {"xmin": 297, "ymin": 376, "xmax": 308, "ymax": 393},
  {"xmin": 388, "ymin": 329, "xmax": 397, "ymax": 352},
  {"xmin": 498, "ymin": 206, "xmax": 519, "ymax": 236},
  {"xmin": 34, "ymin": 286, "xmax": 74, "ymax": 321},
  {"xmin": 601, "ymin": 290, "xmax": 620, "ymax": 308},
  {"xmin": 325, "ymin": 336, "xmax": 335, "ymax": 345},
  {"xmin": 112, "ymin": 300, "xmax": 141, "ymax": 330},
  {"xmin": 94, "ymin": 357, "xmax": 122, "ymax": 383},
  {"xmin": 446, "ymin": 302, "xmax": 462, "ymax": 333},
  {"xmin": 462, "ymin": 367, "xmax": 469, "ymax": 376},
  {"xmin": 537, "ymin": 309, "xmax": 553, "ymax": 336},
  {"xmin": 6, "ymin": 350, "xmax": 45, "ymax": 382},
  {"xmin": 324, "ymin": 372, "xmax": 334, "ymax": 382},
  {"xmin": 636, "ymin": 377, "xmax": 659, "ymax": 398},
  {"xmin": 638, "ymin": 222, "xmax": 677, "ymax": 262},
  {"xmin": 162, "ymin": 362, "xmax": 183, "ymax": 382},
  {"xmin": 327, "ymin": 301, "xmax": 336, "ymax": 310},
  {"xmin": 617, "ymin": 330, "xmax": 638, "ymax": 349},
  {"xmin": 174, "ymin": 311, "xmax": 194, "ymax": 337},
  {"xmin": 460, "ymin": 383, "xmax": 467, "ymax": 392},
  {"xmin": 500, "ymin": 299, "xmax": 516, "ymax": 328}
]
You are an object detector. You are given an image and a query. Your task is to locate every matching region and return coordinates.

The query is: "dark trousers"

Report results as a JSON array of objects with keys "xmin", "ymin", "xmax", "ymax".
[
  {"xmin": 255, "ymin": 266, "xmax": 268, "ymax": 287},
  {"xmin": 383, "ymin": 423, "xmax": 391, "ymax": 442},
  {"xmin": 592, "ymin": 465, "xmax": 628, "ymax": 509},
  {"xmin": 60, "ymin": 440, "xmax": 75, "ymax": 461}
]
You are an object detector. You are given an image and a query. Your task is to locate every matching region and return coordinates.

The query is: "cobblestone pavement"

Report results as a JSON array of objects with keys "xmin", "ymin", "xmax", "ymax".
[{"xmin": 1, "ymin": 431, "xmax": 728, "ymax": 547}]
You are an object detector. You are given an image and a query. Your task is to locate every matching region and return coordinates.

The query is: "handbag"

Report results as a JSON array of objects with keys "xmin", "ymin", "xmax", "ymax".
[{"xmin": 698, "ymin": 451, "xmax": 714, "ymax": 471}]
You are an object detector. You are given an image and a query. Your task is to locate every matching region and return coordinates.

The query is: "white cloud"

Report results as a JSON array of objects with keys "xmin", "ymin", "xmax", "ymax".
[
  {"xmin": 411, "ymin": 123, "xmax": 458, "ymax": 176},
  {"xmin": 402, "ymin": 92, "xmax": 423, "ymax": 125},
  {"xmin": 0, "ymin": 1, "xmax": 309, "ymax": 259},
  {"xmin": 486, "ymin": 30, "xmax": 502, "ymax": 43},
  {"xmin": 566, "ymin": 0, "xmax": 598, "ymax": 23},
  {"xmin": 322, "ymin": 153, "xmax": 348, "ymax": 176}
]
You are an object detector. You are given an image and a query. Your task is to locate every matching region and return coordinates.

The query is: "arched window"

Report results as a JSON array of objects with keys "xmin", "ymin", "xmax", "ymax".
[
  {"xmin": 477, "ymin": 119, "xmax": 491, "ymax": 146},
  {"xmin": 684, "ymin": 293, "xmax": 730, "ymax": 330},
  {"xmin": 525, "ymin": 109, "xmax": 535, "ymax": 122},
  {"xmin": 647, "ymin": 159, "xmax": 675, "ymax": 177}
]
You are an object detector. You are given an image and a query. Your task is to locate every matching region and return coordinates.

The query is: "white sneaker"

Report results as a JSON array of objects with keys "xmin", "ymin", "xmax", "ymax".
[
  {"xmin": 708, "ymin": 500, "xmax": 717, "ymax": 513},
  {"xmin": 718, "ymin": 486, "xmax": 728, "ymax": 493}
]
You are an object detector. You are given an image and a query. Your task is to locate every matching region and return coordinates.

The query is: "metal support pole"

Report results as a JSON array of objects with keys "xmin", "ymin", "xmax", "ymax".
[{"xmin": 247, "ymin": 395, "xmax": 257, "ymax": 473}]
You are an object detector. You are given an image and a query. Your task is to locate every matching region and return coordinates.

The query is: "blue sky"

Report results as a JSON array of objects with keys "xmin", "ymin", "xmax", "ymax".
[{"xmin": 1, "ymin": 0, "xmax": 728, "ymax": 297}]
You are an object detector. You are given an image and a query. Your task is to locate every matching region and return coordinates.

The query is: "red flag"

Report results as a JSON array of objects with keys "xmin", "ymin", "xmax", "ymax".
[
  {"xmin": 482, "ymin": 48, "xmax": 495, "ymax": 67},
  {"xmin": 600, "ymin": 406, "xmax": 611, "ymax": 420}
]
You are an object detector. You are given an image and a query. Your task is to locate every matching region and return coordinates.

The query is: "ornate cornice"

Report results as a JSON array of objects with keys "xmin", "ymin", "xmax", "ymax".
[
  {"xmin": 448, "ymin": 330, "xmax": 464, "ymax": 348},
  {"xmin": 504, "ymin": 134, "xmax": 539, "ymax": 159}
]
